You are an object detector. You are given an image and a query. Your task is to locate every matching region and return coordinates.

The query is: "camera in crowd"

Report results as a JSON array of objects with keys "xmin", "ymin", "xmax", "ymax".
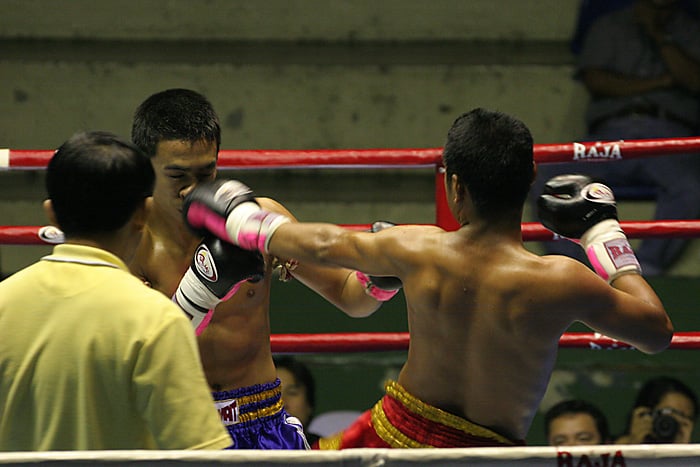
[{"xmin": 644, "ymin": 408, "xmax": 680, "ymax": 443}]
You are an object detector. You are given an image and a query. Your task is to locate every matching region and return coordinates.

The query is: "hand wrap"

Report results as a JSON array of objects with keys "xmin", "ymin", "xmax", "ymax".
[{"xmin": 354, "ymin": 221, "xmax": 403, "ymax": 301}]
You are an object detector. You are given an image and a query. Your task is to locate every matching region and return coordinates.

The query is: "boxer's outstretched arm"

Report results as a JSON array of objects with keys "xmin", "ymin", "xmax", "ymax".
[
  {"xmin": 266, "ymin": 221, "xmax": 430, "ymax": 280},
  {"xmin": 257, "ymin": 198, "xmax": 382, "ymax": 317}
]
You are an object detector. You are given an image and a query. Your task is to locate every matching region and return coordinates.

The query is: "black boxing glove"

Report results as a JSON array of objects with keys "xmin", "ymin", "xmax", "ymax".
[
  {"xmin": 537, "ymin": 174, "xmax": 641, "ymax": 283},
  {"xmin": 184, "ymin": 179, "xmax": 290, "ymax": 253},
  {"xmin": 173, "ymin": 236, "xmax": 265, "ymax": 334},
  {"xmin": 355, "ymin": 221, "xmax": 403, "ymax": 301}
]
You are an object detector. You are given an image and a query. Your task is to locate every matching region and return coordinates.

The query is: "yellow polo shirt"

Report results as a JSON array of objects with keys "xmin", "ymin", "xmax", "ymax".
[{"xmin": 0, "ymin": 244, "xmax": 231, "ymax": 451}]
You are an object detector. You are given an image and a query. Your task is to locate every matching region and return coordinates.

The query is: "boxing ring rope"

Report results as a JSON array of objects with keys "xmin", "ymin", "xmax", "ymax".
[
  {"xmin": 4, "ymin": 136, "xmax": 700, "ymax": 232},
  {"xmin": 269, "ymin": 331, "xmax": 700, "ymax": 353},
  {"xmin": 1, "ymin": 444, "xmax": 700, "ymax": 466},
  {"xmin": 1, "ymin": 138, "xmax": 700, "ymax": 464},
  {"xmin": 2, "ymin": 220, "xmax": 700, "ymax": 245},
  {"xmin": 2, "ymin": 136, "xmax": 700, "ymax": 355},
  {"xmin": 3, "ymin": 136, "xmax": 700, "ymax": 168}
]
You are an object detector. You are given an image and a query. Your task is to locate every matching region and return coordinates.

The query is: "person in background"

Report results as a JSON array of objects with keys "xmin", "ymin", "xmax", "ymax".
[
  {"xmin": 0, "ymin": 131, "xmax": 232, "ymax": 451},
  {"xmin": 544, "ymin": 399, "xmax": 611, "ymax": 446},
  {"xmin": 534, "ymin": 0, "xmax": 700, "ymax": 276},
  {"xmin": 615, "ymin": 376, "xmax": 698, "ymax": 444},
  {"xmin": 274, "ymin": 356, "xmax": 319, "ymax": 444}
]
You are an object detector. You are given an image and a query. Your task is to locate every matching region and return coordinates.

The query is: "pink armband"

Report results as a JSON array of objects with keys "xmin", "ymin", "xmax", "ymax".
[{"xmin": 355, "ymin": 271, "xmax": 399, "ymax": 302}]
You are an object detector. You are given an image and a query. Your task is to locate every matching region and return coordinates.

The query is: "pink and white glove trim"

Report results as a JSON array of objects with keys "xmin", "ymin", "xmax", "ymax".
[
  {"xmin": 355, "ymin": 271, "xmax": 400, "ymax": 302},
  {"xmin": 172, "ymin": 268, "xmax": 245, "ymax": 335},
  {"xmin": 580, "ymin": 219, "xmax": 642, "ymax": 283},
  {"xmin": 224, "ymin": 202, "xmax": 290, "ymax": 253}
]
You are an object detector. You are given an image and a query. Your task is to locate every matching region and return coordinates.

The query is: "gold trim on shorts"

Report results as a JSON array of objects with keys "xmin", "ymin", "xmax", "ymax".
[
  {"xmin": 218, "ymin": 386, "xmax": 284, "ymax": 424},
  {"xmin": 236, "ymin": 386, "xmax": 281, "ymax": 406},
  {"xmin": 380, "ymin": 380, "xmax": 515, "ymax": 446},
  {"xmin": 372, "ymin": 399, "xmax": 431, "ymax": 448},
  {"xmin": 238, "ymin": 398, "xmax": 284, "ymax": 423}
]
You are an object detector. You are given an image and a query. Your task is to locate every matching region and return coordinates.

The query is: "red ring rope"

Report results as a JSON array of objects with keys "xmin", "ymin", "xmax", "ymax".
[
  {"xmin": 3, "ymin": 221, "xmax": 700, "ymax": 245},
  {"xmin": 2, "ymin": 139, "xmax": 698, "ymax": 359},
  {"xmin": 270, "ymin": 332, "xmax": 700, "ymax": 353},
  {"xmin": 2, "ymin": 136, "xmax": 700, "ymax": 169}
]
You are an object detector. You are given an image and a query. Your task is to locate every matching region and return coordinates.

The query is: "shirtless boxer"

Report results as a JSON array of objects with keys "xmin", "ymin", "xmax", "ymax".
[
  {"xmin": 182, "ymin": 107, "xmax": 673, "ymax": 447},
  {"xmin": 128, "ymin": 89, "xmax": 388, "ymax": 449}
]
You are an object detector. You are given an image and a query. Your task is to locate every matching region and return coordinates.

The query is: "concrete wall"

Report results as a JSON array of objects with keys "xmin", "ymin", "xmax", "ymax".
[{"xmin": 0, "ymin": 0, "xmax": 597, "ymax": 275}]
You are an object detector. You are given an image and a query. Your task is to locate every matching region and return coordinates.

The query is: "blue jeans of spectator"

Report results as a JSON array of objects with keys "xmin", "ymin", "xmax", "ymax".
[{"xmin": 532, "ymin": 114, "xmax": 700, "ymax": 276}]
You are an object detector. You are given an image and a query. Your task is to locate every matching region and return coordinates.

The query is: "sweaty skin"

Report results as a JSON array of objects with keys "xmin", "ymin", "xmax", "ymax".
[
  {"xmin": 261, "ymin": 176, "xmax": 672, "ymax": 441},
  {"xmin": 130, "ymin": 139, "xmax": 380, "ymax": 392}
]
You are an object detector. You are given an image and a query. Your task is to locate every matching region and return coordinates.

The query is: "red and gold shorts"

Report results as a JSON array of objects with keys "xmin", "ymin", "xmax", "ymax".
[{"xmin": 316, "ymin": 380, "xmax": 522, "ymax": 449}]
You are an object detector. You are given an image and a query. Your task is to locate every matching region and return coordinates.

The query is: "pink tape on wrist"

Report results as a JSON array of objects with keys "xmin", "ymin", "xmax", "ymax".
[
  {"xmin": 355, "ymin": 271, "xmax": 399, "ymax": 302},
  {"xmin": 195, "ymin": 310, "xmax": 214, "ymax": 336},
  {"xmin": 221, "ymin": 282, "xmax": 245, "ymax": 301},
  {"xmin": 586, "ymin": 245, "xmax": 610, "ymax": 282}
]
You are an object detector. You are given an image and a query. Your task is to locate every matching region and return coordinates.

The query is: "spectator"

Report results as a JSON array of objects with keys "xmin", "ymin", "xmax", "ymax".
[
  {"xmin": 545, "ymin": 399, "xmax": 611, "ymax": 446},
  {"xmin": 615, "ymin": 376, "xmax": 698, "ymax": 444},
  {"xmin": 274, "ymin": 356, "xmax": 318, "ymax": 443},
  {"xmin": 534, "ymin": 0, "xmax": 700, "ymax": 276},
  {"xmin": 274, "ymin": 356, "xmax": 362, "ymax": 446},
  {"xmin": 0, "ymin": 131, "xmax": 232, "ymax": 451}
]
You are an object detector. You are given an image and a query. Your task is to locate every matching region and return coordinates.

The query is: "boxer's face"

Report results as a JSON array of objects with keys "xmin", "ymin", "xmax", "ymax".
[{"xmin": 150, "ymin": 139, "xmax": 217, "ymax": 219}]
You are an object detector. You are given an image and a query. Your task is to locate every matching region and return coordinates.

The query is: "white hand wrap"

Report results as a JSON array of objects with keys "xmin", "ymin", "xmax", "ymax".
[
  {"xmin": 224, "ymin": 202, "xmax": 291, "ymax": 253},
  {"xmin": 172, "ymin": 268, "xmax": 222, "ymax": 334},
  {"xmin": 580, "ymin": 219, "xmax": 642, "ymax": 283}
]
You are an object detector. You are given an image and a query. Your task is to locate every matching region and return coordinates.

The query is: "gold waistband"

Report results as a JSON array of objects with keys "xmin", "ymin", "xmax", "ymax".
[
  {"xmin": 215, "ymin": 385, "xmax": 284, "ymax": 424},
  {"xmin": 373, "ymin": 380, "xmax": 514, "ymax": 447}
]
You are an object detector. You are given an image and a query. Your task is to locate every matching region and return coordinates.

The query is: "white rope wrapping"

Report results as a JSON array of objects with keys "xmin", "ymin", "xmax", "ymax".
[{"xmin": 0, "ymin": 445, "xmax": 699, "ymax": 466}]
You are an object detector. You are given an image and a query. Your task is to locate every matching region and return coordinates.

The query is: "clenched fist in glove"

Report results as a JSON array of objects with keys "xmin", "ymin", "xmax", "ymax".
[
  {"xmin": 183, "ymin": 179, "xmax": 290, "ymax": 253},
  {"xmin": 537, "ymin": 174, "xmax": 641, "ymax": 283},
  {"xmin": 355, "ymin": 221, "xmax": 403, "ymax": 301},
  {"xmin": 173, "ymin": 235, "xmax": 265, "ymax": 334}
]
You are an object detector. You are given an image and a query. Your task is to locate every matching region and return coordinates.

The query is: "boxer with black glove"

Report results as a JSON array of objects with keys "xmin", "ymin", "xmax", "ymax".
[
  {"xmin": 537, "ymin": 174, "xmax": 641, "ymax": 283},
  {"xmin": 355, "ymin": 221, "xmax": 403, "ymax": 301},
  {"xmin": 173, "ymin": 235, "xmax": 264, "ymax": 334}
]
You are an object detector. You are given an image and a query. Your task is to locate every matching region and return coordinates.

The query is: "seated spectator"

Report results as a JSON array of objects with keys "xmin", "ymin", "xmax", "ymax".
[
  {"xmin": 615, "ymin": 376, "xmax": 698, "ymax": 444},
  {"xmin": 274, "ymin": 356, "xmax": 362, "ymax": 445},
  {"xmin": 274, "ymin": 356, "xmax": 318, "ymax": 444},
  {"xmin": 545, "ymin": 399, "xmax": 611, "ymax": 446},
  {"xmin": 533, "ymin": 0, "xmax": 700, "ymax": 276}
]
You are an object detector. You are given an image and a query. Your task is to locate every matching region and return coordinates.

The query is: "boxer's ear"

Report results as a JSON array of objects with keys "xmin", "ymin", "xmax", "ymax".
[
  {"xmin": 43, "ymin": 199, "xmax": 59, "ymax": 228},
  {"xmin": 451, "ymin": 174, "xmax": 465, "ymax": 202},
  {"xmin": 132, "ymin": 197, "xmax": 153, "ymax": 233}
]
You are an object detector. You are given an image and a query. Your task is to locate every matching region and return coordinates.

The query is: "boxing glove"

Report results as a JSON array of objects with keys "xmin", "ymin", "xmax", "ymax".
[
  {"xmin": 184, "ymin": 179, "xmax": 290, "ymax": 253},
  {"xmin": 173, "ymin": 235, "xmax": 265, "ymax": 333},
  {"xmin": 355, "ymin": 221, "xmax": 403, "ymax": 301},
  {"xmin": 537, "ymin": 174, "xmax": 641, "ymax": 283}
]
